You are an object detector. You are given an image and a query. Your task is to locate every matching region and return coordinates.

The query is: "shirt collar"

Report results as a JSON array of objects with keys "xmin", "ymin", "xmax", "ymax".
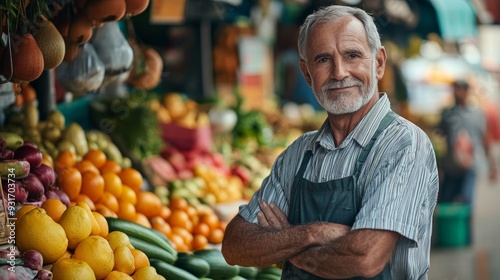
[{"xmin": 310, "ymin": 93, "xmax": 391, "ymax": 152}]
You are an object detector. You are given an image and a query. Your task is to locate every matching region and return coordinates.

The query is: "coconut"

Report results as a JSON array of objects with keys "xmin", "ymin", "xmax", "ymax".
[
  {"xmin": 124, "ymin": 0, "xmax": 150, "ymax": 17},
  {"xmin": 1, "ymin": 33, "xmax": 44, "ymax": 83},
  {"xmin": 84, "ymin": 0, "xmax": 127, "ymax": 24},
  {"xmin": 34, "ymin": 19, "xmax": 66, "ymax": 70},
  {"xmin": 64, "ymin": 40, "xmax": 80, "ymax": 62},
  {"xmin": 67, "ymin": 14, "xmax": 94, "ymax": 45}
]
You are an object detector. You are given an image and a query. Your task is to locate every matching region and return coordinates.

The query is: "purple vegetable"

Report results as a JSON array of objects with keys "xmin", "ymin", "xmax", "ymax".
[
  {"xmin": 0, "ymin": 246, "xmax": 20, "ymax": 258},
  {"xmin": 44, "ymin": 190, "xmax": 60, "ymax": 200},
  {"xmin": 22, "ymin": 140, "xmax": 38, "ymax": 149},
  {"xmin": 14, "ymin": 145, "xmax": 43, "ymax": 170},
  {"xmin": 35, "ymin": 269, "xmax": 53, "ymax": 280},
  {"xmin": 31, "ymin": 164, "xmax": 56, "ymax": 190},
  {"xmin": 2, "ymin": 180, "xmax": 28, "ymax": 203},
  {"xmin": 0, "ymin": 265, "xmax": 37, "ymax": 280},
  {"xmin": 23, "ymin": 174, "xmax": 44, "ymax": 200},
  {"xmin": 14, "ymin": 183, "xmax": 28, "ymax": 203},
  {"xmin": 22, "ymin": 250, "xmax": 43, "ymax": 271},
  {"xmin": 54, "ymin": 189, "xmax": 71, "ymax": 207},
  {"xmin": 0, "ymin": 149, "xmax": 14, "ymax": 160}
]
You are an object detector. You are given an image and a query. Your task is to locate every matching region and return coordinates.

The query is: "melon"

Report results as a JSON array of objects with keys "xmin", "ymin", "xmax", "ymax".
[{"xmin": 34, "ymin": 19, "xmax": 66, "ymax": 70}]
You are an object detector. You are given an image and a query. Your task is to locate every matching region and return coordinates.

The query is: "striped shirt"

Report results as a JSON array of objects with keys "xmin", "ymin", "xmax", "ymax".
[{"xmin": 239, "ymin": 94, "xmax": 439, "ymax": 279}]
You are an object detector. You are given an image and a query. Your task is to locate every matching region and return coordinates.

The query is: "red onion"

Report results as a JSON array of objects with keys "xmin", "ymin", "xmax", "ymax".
[
  {"xmin": 22, "ymin": 250, "xmax": 43, "ymax": 271},
  {"xmin": 14, "ymin": 183, "xmax": 28, "ymax": 203},
  {"xmin": 2, "ymin": 181, "xmax": 28, "ymax": 203},
  {"xmin": 14, "ymin": 145, "xmax": 43, "ymax": 170},
  {"xmin": 23, "ymin": 174, "xmax": 44, "ymax": 200},
  {"xmin": 44, "ymin": 190, "xmax": 60, "ymax": 200},
  {"xmin": 35, "ymin": 269, "xmax": 53, "ymax": 280},
  {"xmin": 31, "ymin": 164, "xmax": 56, "ymax": 190},
  {"xmin": 0, "ymin": 149, "xmax": 14, "ymax": 160},
  {"xmin": 22, "ymin": 140, "xmax": 38, "ymax": 149},
  {"xmin": 54, "ymin": 189, "xmax": 71, "ymax": 207}
]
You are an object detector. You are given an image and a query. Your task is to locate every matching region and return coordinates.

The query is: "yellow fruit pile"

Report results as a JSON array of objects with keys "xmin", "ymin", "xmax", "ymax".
[{"xmin": 15, "ymin": 201, "xmax": 164, "ymax": 280}]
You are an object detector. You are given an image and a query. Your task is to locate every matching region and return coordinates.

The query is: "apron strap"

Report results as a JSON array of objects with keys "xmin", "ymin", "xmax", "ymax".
[{"xmin": 354, "ymin": 111, "xmax": 398, "ymax": 176}]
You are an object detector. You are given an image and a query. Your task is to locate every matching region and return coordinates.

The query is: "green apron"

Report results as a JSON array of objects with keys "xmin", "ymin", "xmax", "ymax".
[{"xmin": 282, "ymin": 111, "xmax": 397, "ymax": 280}]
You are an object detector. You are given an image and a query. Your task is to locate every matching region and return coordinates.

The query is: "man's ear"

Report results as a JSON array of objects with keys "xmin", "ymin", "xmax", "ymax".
[
  {"xmin": 300, "ymin": 60, "xmax": 312, "ymax": 87},
  {"xmin": 375, "ymin": 47, "xmax": 387, "ymax": 80}
]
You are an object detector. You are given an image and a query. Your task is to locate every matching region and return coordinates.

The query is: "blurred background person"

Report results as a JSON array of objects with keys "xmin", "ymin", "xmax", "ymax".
[{"xmin": 437, "ymin": 79, "xmax": 498, "ymax": 244}]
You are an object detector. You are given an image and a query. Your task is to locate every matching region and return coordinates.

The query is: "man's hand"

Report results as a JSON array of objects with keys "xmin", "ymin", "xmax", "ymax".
[{"xmin": 257, "ymin": 200, "xmax": 290, "ymax": 229}]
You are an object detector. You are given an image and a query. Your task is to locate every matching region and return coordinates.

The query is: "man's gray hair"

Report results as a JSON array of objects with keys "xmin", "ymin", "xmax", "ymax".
[{"xmin": 298, "ymin": 5, "xmax": 382, "ymax": 60}]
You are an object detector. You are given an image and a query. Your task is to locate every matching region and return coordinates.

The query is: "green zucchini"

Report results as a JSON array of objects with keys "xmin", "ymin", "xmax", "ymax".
[
  {"xmin": 238, "ymin": 265, "xmax": 258, "ymax": 278},
  {"xmin": 106, "ymin": 217, "xmax": 176, "ymax": 256},
  {"xmin": 193, "ymin": 249, "xmax": 240, "ymax": 279},
  {"xmin": 150, "ymin": 258, "xmax": 199, "ymax": 280},
  {"xmin": 174, "ymin": 252, "xmax": 211, "ymax": 277},
  {"xmin": 258, "ymin": 266, "xmax": 282, "ymax": 276},
  {"xmin": 128, "ymin": 236, "xmax": 176, "ymax": 264}
]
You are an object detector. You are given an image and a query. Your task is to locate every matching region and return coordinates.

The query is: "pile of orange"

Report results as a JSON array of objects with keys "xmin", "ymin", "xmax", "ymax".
[
  {"xmin": 55, "ymin": 149, "xmax": 227, "ymax": 254},
  {"xmin": 55, "ymin": 149, "xmax": 162, "ymax": 227},
  {"xmin": 150, "ymin": 197, "xmax": 226, "ymax": 252}
]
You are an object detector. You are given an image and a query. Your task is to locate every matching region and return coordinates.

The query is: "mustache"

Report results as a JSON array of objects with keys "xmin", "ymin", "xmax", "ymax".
[{"xmin": 322, "ymin": 79, "xmax": 363, "ymax": 91}]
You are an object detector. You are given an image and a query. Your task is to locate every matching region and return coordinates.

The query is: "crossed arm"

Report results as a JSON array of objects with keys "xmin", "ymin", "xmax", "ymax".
[{"xmin": 221, "ymin": 201, "xmax": 399, "ymax": 279}]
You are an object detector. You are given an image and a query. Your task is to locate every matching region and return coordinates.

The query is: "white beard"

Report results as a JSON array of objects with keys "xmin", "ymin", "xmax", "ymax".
[{"xmin": 315, "ymin": 61, "xmax": 378, "ymax": 115}]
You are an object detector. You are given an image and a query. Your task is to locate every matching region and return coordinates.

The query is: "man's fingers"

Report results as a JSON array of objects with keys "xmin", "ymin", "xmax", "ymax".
[
  {"xmin": 269, "ymin": 203, "xmax": 289, "ymax": 226},
  {"xmin": 259, "ymin": 201, "xmax": 288, "ymax": 228},
  {"xmin": 257, "ymin": 212, "xmax": 270, "ymax": 227}
]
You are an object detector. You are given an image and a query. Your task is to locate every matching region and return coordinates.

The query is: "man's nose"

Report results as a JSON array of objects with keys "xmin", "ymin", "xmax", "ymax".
[{"xmin": 330, "ymin": 59, "xmax": 349, "ymax": 81}]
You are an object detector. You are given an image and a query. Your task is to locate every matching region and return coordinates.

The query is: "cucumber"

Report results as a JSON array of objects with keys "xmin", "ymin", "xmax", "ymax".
[
  {"xmin": 150, "ymin": 258, "xmax": 199, "ymax": 280},
  {"xmin": 238, "ymin": 265, "xmax": 258, "ymax": 279},
  {"xmin": 106, "ymin": 217, "xmax": 176, "ymax": 256},
  {"xmin": 128, "ymin": 236, "xmax": 177, "ymax": 264},
  {"xmin": 174, "ymin": 252, "xmax": 211, "ymax": 277},
  {"xmin": 0, "ymin": 160, "xmax": 30, "ymax": 179},
  {"xmin": 0, "ymin": 132, "xmax": 24, "ymax": 150},
  {"xmin": 193, "ymin": 249, "xmax": 240, "ymax": 279},
  {"xmin": 254, "ymin": 273, "xmax": 282, "ymax": 280},
  {"xmin": 224, "ymin": 276, "xmax": 246, "ymax": 280},
  {"xmin": 258, "ymin": 266, "xmax": 282, "ymax": 277}
]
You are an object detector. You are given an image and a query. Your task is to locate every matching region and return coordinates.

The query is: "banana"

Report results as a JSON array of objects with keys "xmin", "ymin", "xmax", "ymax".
[
  {"xmin": 0, "ymin": 132, "xmax": 24, "ymax": 150},
  {"xmin": 0, "ymin": 160, "xmax": 31, "ymax": 179}
]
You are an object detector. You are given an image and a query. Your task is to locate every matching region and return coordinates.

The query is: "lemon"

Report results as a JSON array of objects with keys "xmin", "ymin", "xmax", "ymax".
[
  {"xmin": 132, "ymin": 266, "xmax": 158, "ymax": 280},
  {"xmin": 107, "ymin": 231, "xmax": 132, "ymax": 251},
  {"xmin": 76, "ymin": 201, "xmax": 101, "ymax": 236},
  {"xmin": 113, "ymin": 246, "xmax": 135, "ymax": 275},
  {"xmin": 58, "ymin": 206, "xmax": 92, "ymax": 249},
  {"xmin": 93, "ymin": 211, "xmax": 109, "ymax": 238},
  {"xmin": 74, "ymin": 235, "xmax": 114, "ymax": 280},
  {"xmin": 105, "ymin": 270, "xmax": 134, "ymax": 280},
  {"xmin": 16, "ymin": 208, "xmax": 68, "ymax": 264},
  {"xmin": 52, "ymin": 258, "xmax": 96, "ymax": 280},
  {"xmin": 14, "ymin": 204, "xmax": 37, "ymax": 220}
]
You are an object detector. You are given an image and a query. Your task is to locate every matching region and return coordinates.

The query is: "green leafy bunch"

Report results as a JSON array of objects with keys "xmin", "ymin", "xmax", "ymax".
[{"xmin": 0, "ymin": 0, "xmax": 50, "ymax": 34}]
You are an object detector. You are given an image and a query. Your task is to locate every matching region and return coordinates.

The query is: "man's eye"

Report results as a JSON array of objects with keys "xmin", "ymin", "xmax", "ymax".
[
  {"xmin": 348, "ymin": 54, "xmax": 359, "ymax": 59},
  {"xmin": 318, "ymin": 57, "xmax": 330, "ymax": 63}
]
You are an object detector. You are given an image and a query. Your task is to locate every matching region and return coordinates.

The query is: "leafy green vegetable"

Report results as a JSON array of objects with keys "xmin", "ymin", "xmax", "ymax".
[{"xmin": 111, "ymin": 89, "xmax": 164, "ymax": 160}]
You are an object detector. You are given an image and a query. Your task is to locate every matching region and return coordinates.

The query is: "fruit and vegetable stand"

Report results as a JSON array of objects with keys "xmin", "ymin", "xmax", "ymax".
[
  {"xmin": 0, "ymin": 0, "xmax": 329, "ymax": 279},
  {"xmin": 0, "ymin": 95, "xmax": 312, "ymax": 280},
  {"xmin": 0, "ymin": 30, "xmax": 324, "ymax": 279}
]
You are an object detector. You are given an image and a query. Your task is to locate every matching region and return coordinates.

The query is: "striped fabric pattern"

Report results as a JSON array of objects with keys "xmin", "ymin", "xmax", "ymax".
[{"xmin": 239, "ymin": 94, "xmax": 439, "ymax": 279}]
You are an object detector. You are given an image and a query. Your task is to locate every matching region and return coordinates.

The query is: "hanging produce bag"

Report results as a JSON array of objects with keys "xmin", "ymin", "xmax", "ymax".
[
  {"xmin": 56, "ymin": 43, "xmax": 105, "ymax": 95},
  {"xmin": 90, "ymin": 22, "xmax": 134, "ymax": 81}
]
